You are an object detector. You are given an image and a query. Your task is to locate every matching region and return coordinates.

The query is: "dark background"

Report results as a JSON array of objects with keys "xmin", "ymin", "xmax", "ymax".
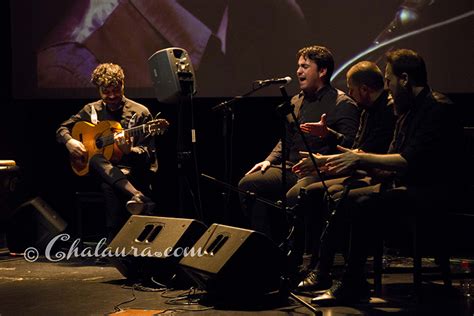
[{"xmin": 1, "ymin": 1, "xmax": 473, "ymax": 254}]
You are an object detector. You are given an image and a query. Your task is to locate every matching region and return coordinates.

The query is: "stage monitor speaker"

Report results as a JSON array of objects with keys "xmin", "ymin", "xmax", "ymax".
[
  {"xmin": 148, "ymin": 47, "xmax": 196, "ymax": 104},
  {"xmin": 6, "ymin": 196, "xmax": 68, "ymax": 253},
  {"xmin": 179, "ymin": 224, "xmax": 286, "ymax": 298},
  {"xmin": 108, "ymin": 215, "xmax": 207, "ymax": 286}
]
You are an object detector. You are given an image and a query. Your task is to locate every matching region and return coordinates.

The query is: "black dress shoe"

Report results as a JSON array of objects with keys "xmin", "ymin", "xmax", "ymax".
[
  {"xmin": 311, "ymin": 280, "xmax": 371, "ymax": 306},
  {"xmin": 294, "ymin": 270, "xmax": 333, "ymax": 293}
]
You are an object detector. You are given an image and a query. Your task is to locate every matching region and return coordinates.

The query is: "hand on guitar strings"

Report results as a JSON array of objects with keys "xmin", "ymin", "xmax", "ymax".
[{"xmin": 114, "ymin": 131, "xmax": 132, "ymax": 155}]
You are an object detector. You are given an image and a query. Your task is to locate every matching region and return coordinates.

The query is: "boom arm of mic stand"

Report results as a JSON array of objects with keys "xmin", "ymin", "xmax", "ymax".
[
  {"xmin": 200, "ymin": 173, "xmax": 285, "ymax": 211},
  {"xmin": 211, "ymin": 82, "xmax": 271, "ymax": 112}
]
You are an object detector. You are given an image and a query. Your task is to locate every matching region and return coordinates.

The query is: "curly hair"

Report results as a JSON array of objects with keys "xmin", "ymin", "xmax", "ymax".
[
  {"xmin": 91, "ymin": 63, "xmax": 125, "ymax": 88},
  {"xmin": 297, "ymin": 45, "xmax": 334, "ymax": 84}
]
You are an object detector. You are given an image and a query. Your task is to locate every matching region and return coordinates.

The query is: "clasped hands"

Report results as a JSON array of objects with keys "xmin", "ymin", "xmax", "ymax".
[{"xmin": 292, "ymin": 145, "xmax": 364, "ymax": 178}]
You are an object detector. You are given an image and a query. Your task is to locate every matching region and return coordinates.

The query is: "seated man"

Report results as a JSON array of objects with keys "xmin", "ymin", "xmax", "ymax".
[
  {"xmin": 56, "ymin": 63, "xmax": 169, "ymax": 240},
  {"xmin": 291, "ymin": 61, "xmax": 397, "ymax": 290},
  {"xmin": 310, "ymin": 49, "xmax": 461, "ymax": 305},
  {"xmin": 238, "ymin": 45, "xmax": 360, "ymax": 244}
]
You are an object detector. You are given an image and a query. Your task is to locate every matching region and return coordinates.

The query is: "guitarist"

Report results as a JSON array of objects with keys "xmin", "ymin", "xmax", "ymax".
[{"xmin": 56, "ymin": 63, "xmax": 167, "ymax": 239}]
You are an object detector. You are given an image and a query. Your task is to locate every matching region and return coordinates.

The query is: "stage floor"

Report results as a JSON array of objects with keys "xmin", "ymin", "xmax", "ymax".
[{"xmin": 0, "ymin": 251, "xmax": 472, "ymax": 316}]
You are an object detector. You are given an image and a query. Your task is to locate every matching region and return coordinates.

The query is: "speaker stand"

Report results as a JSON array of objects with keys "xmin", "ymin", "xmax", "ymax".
[{"xmin": 175, "ymin": 91, "xmax": 203, "ymax": 220}]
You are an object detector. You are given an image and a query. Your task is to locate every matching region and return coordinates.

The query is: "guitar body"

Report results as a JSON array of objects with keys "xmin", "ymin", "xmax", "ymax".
[{"xmin": 70, "ymin": 121, "xmax": 122, "ymax": 176}]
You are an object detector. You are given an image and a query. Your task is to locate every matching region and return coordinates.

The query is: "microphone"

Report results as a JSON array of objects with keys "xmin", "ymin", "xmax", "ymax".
[{"xmin": 254, "ymin": 76, "xmax": 292, "ymax": 86}]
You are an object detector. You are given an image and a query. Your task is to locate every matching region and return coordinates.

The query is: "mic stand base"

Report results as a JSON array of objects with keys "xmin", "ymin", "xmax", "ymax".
[{"xmin": 279, "ymin": 275, "xmax": 323, "ymax": 315}]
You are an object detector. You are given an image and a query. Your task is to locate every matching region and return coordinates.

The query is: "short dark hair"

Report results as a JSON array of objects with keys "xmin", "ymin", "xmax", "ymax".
[
  {"xmin": 386, "ymin": 49, "xmax": 427, "ymax": 86},
  {"xmin": 297, "ymin": 45, "xmax": 334, "ymax": 84},
  {"xmin": 347, "ymin": 61, "xmax": 384, "ymax": 90}
]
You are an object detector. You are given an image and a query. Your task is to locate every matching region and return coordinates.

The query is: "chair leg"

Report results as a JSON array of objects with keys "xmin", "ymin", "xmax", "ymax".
[
  {"xmin": 435, "ymin": 218, "xmax": 452, "ymax": 289},
  {"xmin": 373, "ymin": 239, "xmax": 383, "ymax": 295},
  {"xmin": 74, "ymin": 192, "xmax": 84, "ymax": 244},
  {"xmin": 439, "ymin": 254, "xmax": 452, "ymax": 288},
  {"xmin": 412, "ymin": 220, "xmax": 422, "ymax": 299}
]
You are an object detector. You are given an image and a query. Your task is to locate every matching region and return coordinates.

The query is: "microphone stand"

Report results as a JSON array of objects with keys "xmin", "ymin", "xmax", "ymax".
[
  {"xmin": 275, "ymin": 87, "xmax": 334, "ymax": 244},
  {"xmin": 201, "ymin": 173, "xmax": 284, "ymax": 212},
  {"xmin": 273, "ymin": 87, "xmax": 339, "ymax": 315},
  {"xmin": 276, "ymin": 88, "xmax": 361, "ymax": 296},
  {"xmin": 211, "ymin": 82, "xmax": 272, "ymax": 112},
  {"xmin": 211, "ymin": 82, "xmax": 279, "ymax": 223}
]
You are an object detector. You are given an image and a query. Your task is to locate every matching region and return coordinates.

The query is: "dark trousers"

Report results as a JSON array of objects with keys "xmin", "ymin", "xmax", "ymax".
[
  {"xmin": 238, "ymin": 166, "xmax": 299, "ymax": 244},
  {"xmin": 89, "ymin": 155, "xmax": 151, "ymax": 237},
  {"xmin": 302, "ymin": 177, "xmax": 372, "ymax": 271}
]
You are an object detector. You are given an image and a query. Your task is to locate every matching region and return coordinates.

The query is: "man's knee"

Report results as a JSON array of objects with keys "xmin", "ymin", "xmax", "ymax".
[
  {"xmin": 238, "ymin": 175, "xmax": 252, "ymax": 191},
  {"xmin": 327, "ymin": 184, "xmax": 345, "ymax": 196},
  {"xmin": 238, "ymin": 172, "xmax": 266, "ymax": 194},
  {"xmin": 286, "ymin": 185, "xmax": 301, "ymax": 207}
]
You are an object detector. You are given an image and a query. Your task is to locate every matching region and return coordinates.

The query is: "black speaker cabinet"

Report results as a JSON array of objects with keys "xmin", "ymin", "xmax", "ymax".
[
  {"xmin": 148, "ymin": 47, "xmax": 196, "ymax": 104},
  {"xmin": 108, "ymin": 215, "xmax": 207, "ymax": 285},
  {"xmin": 179, "ymin": 224, "xmax": 285, "ymax": 297},
  {"xmin": 6, "ymin": 196, "xmax": 67, "ymax": 253}
]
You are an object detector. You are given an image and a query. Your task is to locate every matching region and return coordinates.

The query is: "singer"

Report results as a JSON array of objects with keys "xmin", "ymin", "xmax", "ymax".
[{"xmin": 238, "ymin": 45, "xmax": 360, "ymax": 247}]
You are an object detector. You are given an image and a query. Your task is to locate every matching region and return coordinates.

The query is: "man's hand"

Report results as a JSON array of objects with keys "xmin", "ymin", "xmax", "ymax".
[
  {"xmin": 325, "ymin": 145, "xmax": 362, "ymax": 174},
  {"xmin": 65, "ymin": 138, "xmax": 87, "ymax": 159},
  {"xmin": 245, "ymin": 160, "xmax": 271, "ymax": 175},
  {"xmin": 300, "ymin": 113, "xmax": 328, "ymax": 138},
  {"xmin": 114, "ymin": 131, "xmax": 132, "ymax": 155},
  {"xmin": 292, "ymin": 151, "xmax": 329, "ymax": 177}
]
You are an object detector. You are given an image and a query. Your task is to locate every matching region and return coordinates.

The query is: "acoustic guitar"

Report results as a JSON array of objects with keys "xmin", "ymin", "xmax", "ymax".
[{"xmin": 70, "ymin": 118, "xmax": 168, "ymax": 176}]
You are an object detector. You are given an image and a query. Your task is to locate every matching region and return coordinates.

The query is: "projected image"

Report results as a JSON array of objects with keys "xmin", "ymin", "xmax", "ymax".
[
  {"xmin": 11, "ymin": 0, "xmax": 474, "ymax": 98},
  {"xmin": 35, "ymin": 0, "xmax": 309, "ymax": 97}
]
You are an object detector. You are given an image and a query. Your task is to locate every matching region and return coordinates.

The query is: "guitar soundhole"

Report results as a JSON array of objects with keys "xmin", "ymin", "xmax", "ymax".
[{"xmin": 96, "ymin": 138, "xmax": 103, "ymax": 149}]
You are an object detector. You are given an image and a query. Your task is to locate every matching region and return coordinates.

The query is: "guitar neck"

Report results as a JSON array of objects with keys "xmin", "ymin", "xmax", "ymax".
[
  {"xmin": 125, "ymin": 124, "xmax": 152, "ymax": 139},
  {"xmin": 99, "ymin": 123, "xmax": 152, "ymax": 148}
]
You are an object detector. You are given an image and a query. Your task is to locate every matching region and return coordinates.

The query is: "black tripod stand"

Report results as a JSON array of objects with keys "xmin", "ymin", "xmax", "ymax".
[{"xmin": 175, "ymin": 83, "xmax": 203, "ymax": 220}]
